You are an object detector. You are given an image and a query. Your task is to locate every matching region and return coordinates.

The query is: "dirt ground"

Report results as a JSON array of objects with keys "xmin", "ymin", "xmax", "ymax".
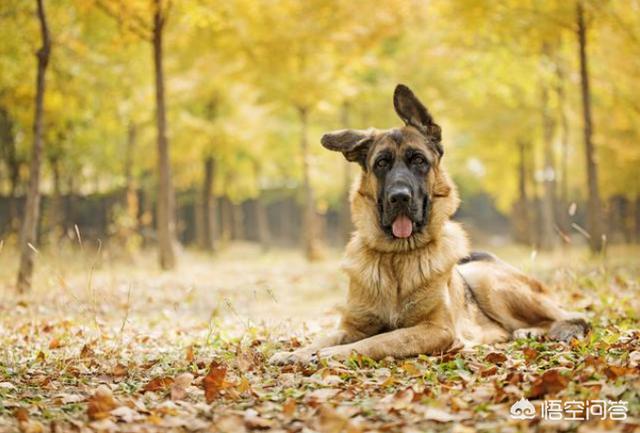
[{"xmin": 0, "ymin": 242, "xmax": 639, "ymax": 432}]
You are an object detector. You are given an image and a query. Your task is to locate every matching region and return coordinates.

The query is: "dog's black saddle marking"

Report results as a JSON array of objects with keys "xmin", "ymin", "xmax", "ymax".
[{"xmin": 458, "ymin": 251, "xmax": 496, "ymax": 265}]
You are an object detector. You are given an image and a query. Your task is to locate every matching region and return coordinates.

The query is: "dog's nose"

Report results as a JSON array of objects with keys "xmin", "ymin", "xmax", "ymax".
[{"xmin": 388, "ymin": 185, "xmax": 411, "ymax": 205}]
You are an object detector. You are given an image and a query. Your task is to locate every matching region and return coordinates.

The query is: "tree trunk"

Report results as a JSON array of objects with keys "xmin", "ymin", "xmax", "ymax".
[
  {"xmin": 512, "ymin": 140, "xmax": 532, "ymax": 245},
  {"xmin": 220, "ymin": 195, "xmax": 232, "ymax": 244},
  {"xmin": 49, "ymin": 155, "xmax": 63, "ymax": 237},
  {"xmin": 635, "ymin": 195, "xmax": 640, "ymax": 243},
  {"xmin": 199, "ymin": 156, "xmax": 216, "ymax": 251},
  {"xmin": 255, "ymin": 194, "xmax": 270, "ymax": 251},
  {"xmin": 0, "ymin": 108, "xmax": 19, "ymax": 233},
  {"xmin": 539, "ymin": 76, "xmax": 557, "ymax": 250},
  {"xmin": 298, "ymin": 106, "xmax": 319, "ymax": 260},
  {"xmin": 16, "ymin": 0, "xmax": 51, "ymax": 292},
  {"xmin": 339, "ymin": 102, "xmax": 353, "ymax": 245},
  {"xmin": 231, "ymin": 202, "xmax": 245, "ymax": 240},
  {"xmin": 555, "ymin": 57, "xmax": 571, "ymax": 236},
  {"xmin": 124, "ymin": 122, "xmax": 140, "ymax": 235},
  {"xmin": 577, "ymin": 0, "xmax": 604, "ymax": 252},
  {"xmin": 152, "ymin": 0, "xmax": 176, "ymax": 269}
]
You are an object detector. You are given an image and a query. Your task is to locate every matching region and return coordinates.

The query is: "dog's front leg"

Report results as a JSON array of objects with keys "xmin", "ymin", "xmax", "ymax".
[
  {"xmin": 318, "ymin": 323, "xmax": 454, "ymax": 361},
  {"xmin": 269, "ymin": 316, "xmax": 380, "ymax": 365},
  {"xmin": 269, "ymin": 330, "xmax": 348, "ymax": 365}
]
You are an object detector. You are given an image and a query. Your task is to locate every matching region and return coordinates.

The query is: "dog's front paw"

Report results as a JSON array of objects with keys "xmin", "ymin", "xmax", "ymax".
[
  {"xmin": 269, "ymin": 349, "xmax": 315, "ymax": 365},
  {"xmin": 317, "ymin": 345, "xmax": 354, "ymax": 361},
  {"xmin": 513, "ymin": 327, "xmax": 546, "ymax": 340}
]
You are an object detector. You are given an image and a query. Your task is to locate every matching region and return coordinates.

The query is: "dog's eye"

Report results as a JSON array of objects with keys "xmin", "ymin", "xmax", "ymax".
[
  {"xmin": 411, "ymin": 155, "xmax": 427, "ymax": 166},
  {"xmin": 375, "ymin": 158, "xmax": 390, "ymax": 169}
]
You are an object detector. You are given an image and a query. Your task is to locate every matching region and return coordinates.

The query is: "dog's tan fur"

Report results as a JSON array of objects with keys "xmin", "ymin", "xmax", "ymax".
[{"xmin": 270, "ymin": 86, "xmax": 587, "ymax": 365}]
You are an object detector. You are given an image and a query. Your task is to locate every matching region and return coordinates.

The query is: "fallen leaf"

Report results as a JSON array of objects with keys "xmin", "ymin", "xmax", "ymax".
[
  {"xmin": 282, "ymin": 398, "xmax": 296, "ymax": 417},
  {"xmin": 317, "ymin": 405, "xmax": 361, "ymax": 433},
  {"xmin": 528, "ymin": 369, "xmax": 569, "ymax": 398},
  {"xmin": 0, "ymin": 382, "xmax": 16, "ymax": 390},
  {"xmin": 522, "ymin": 347, "xmax": 538, "ymax": 362},
  {"xmin": 143, "ymin": 376, "xmax": 174, "ymax": 393},
  {"xmin": 237, "ymin": 376, "xmax": 251, "ymax": 393},
  {"xmin": 306, "ymin": 388, "xmax": 341, "ymax": 403},
  {"xmin": 80, "ymin": 344, "xmax": 94, "ymax": 358},
  {"xmin": 112, "ymin": 363, "xmax": 128, "ymax": 377},
  {"xmin": 110, "ymin": 405, "xmax": 141, "ymax": 423},
  {"xmin": 185, "ymin": 345, "xmax": 194, "ymax": 363},
  {"xmin": 49, "ymin": 338, "xmax": 62, "ymax": 349},
  {"xmin": 604, "ymin": 365, "xmax": 633, "ymax": 380},
  {"xmin": 170, "ymin": 372, "xmax": 194, "ymax": 401},
  {"xmin": 203, "ymin": 361, "xmax": 227, "ymax": 403},
  {"xmin": 422, "ymin": 407, "xmax": 467, "ymax": 423},
  {"xmin": 244, "ymin": 408, "xmax": 274, "ymax": 429},
  {"xmin": 87, "ymin": 385, "xmax": 119, "ymax": 420},
  {"xmin": 215, "ymin": 415, "xmax": 246, "ymax": 433},
  {"xmin": 401, "ymin": 361, "xmax": 421, "ymax": 376},
  {"xmin": 14, "ymin": 408, "xmax": 29, "ymax": 423},
  {"xmin": 484, "ymin": 352, "xmax": 507, "ymax": 364},
  {"xmin": 480, "ymin": 365, "xmax": 497, "ymax": 377}
]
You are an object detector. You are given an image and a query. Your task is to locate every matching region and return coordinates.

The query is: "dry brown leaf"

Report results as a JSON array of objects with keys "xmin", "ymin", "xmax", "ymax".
[
  {"xmin": 203, "ymin": 361, "xmax": 227, "ymax": 403},
  {"xmin": 87, "ymin": 385, "xmax": 119, "ymax": 420},
  {"xmin": 480, "ymin": 365, "xmax": 498, "ymax": 377},
  {"xmin": 244, "ymin": 409, "xmax": 274, "ymax": 429},
  {"xmin": 112, "ymin": 363, "xmax": 128, "ymax": 377},
  {"xmin": 422, "ymin": 407, "xmax": 467, "ymax": 423},
  {"xmin": 79, "ymin": 344, "xmax": 94, "ymax": 358},
  {"xmin": 605, "ymin": 365, "xmax": 633, "ymax": 379},
  {"xmin": 143, "ymin": 376, "xmax": 174, "ymax": 393},
  {"xmin": 528, "ymin": 369, "xmax": 569, "ymax": 398},
  {"xmin": 282, "ymin": 397, "xmax": 296, "ymax": 417},
  {"xmin": 185, "ymin": 345, "xmax": 195, "ymax": 363},
  {"xmin": 170, "ymin": 372, "xmax": 193, "ymax": 401},
  {"xmin": 237, "ymin": 376, "xmax": 251, "ymax": 394},
  {"xmin": 522, "ymin": 347, "xmax": 538, "ymax": 362},
  {"xmin": 14, "ymin": 407, "xmax": 29, "ymax": 423},
  {"xmin": 317, "ymin": 405, "xmax": 361, "ymax": 433},
  {"xmin": 484, "ymin": 352, "xmax": 507, "ymax": 364},
  {"xmin": 306, "ymin": 388, "xmax": 341, "ymax": 403},
  {"xmin": 401, "ymin": 361, "xmax": 421, "ymax": 376},
  {"xmin": 48, "ymin": 338, "xmax": 62, "ymax": 349}
]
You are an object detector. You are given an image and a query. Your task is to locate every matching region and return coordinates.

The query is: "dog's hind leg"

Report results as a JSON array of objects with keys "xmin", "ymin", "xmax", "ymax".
[{"xmin": 457, "ymin": 257, "xmax": 589, "ymax": 342}]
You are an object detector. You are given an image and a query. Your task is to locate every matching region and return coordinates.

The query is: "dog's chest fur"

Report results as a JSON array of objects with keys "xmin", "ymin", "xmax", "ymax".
[{"xmin": 342, "ymin": 221, "xmax": 469, "ymax": 329}]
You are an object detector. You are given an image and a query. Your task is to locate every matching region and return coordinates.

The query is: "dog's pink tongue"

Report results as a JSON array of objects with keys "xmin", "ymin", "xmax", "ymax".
[{"xmin": 392, "ymin": 215, "xmax": 413, "ymax": 238}]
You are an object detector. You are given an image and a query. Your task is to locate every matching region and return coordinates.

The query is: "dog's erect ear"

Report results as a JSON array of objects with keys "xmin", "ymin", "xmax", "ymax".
[
  {"xmin": 393, "ymin": 84, "xmax": 443, "ymax": 153},
  {"xmin": 321, "ymin": 129, "xmax": 374, "ymax": 168}
]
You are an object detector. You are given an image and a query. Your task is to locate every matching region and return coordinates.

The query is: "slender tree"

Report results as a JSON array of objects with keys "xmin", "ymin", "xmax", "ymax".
[
  {"xmin": 554, "ymin": 55, "xmax": 571, "ymax": 236},
  {"xmin": 576, "ymin": 0, "xmax": 604, "ymax": 252},
  {"xmin": 96, "ymin": 0, "xmax": 177, "ymax": 269},
  {"xmin": 16, "ymin": 0, "xmax": 51, "ymax": 292},
  {"xmin": 0, "ymin": 108, "xmax": 20, "ymax": 232},
  {"xmin": 539, "ymin": 62, "xmax": 558, "ymax": 250},
  {"xmin": 298, "ymin": 106, "xmax": 319, "ymax": 259},
  {"xmin": 152, "ymin": 0, "xmax": 176, "ymax": 269},
  {"xmin": 199, "ymin": 156, "xmax": 216, "ymax": 251}
]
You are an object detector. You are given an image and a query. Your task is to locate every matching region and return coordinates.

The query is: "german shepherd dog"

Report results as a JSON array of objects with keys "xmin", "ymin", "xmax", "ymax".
[{"xmin": 270, "ymin": 84, "xmax": 588, "ymax": 365}]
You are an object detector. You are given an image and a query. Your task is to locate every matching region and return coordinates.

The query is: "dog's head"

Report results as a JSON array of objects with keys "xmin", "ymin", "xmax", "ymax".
[{"xmin": 321, "ymin": 84, "xmax": 458, "ymax": 251}]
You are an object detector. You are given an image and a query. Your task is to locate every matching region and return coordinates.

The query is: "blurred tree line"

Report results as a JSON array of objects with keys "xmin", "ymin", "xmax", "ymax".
[{"xmin": 0, "ymin": 0, "xmax": 639, "ymax": 290}]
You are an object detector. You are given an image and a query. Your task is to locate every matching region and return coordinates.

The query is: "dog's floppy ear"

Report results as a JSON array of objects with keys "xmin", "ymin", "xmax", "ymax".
[
  {"xmin": 321, "ymin": 129, "xmax": 374, "ymax": 169},
  {"xmin": 393, "ymin": 84, "xmax": 443, "ymax": 155}
]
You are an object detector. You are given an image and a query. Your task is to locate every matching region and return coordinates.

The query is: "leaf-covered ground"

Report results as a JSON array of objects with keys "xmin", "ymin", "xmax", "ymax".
[{"xmin": 0, "ymin": 243, "xmax": 639, "ymax": 432}]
